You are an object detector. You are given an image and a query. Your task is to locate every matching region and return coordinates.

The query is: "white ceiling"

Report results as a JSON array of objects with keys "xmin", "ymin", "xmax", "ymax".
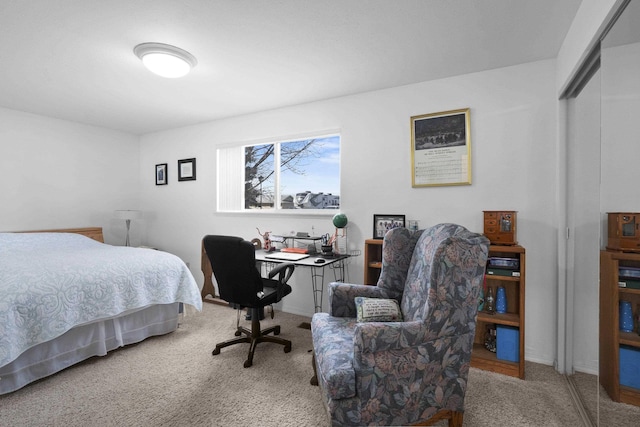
[{"xmin": 0, "ymin": 0, "xmax": 581, "ymax": 135}]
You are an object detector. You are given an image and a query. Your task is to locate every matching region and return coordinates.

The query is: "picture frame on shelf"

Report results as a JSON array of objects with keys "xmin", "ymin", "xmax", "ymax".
[
  {"xmin": 373, "ymin": 214, "xmax": 405, "ymax": 239},
  {"xmin": 411, "ymin": 108, "xmax": 471, "ymax": 187},
  {"xmin": 178, "ymin": 158, "xmax": 196, "ymax": 181},
  {"xmin": 155, "ymin": 163, "xmax": 168, "ymax": 185}
]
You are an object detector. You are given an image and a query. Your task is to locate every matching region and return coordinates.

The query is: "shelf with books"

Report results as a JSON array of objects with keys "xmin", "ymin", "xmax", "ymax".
[{"xmin": 471, "ymin": 244, "xmax": 526, "ymax": 379}]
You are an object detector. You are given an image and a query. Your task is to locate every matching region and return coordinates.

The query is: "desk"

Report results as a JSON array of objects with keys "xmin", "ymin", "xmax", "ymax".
[
  {"xmin": 255, "ymin": 251, "xmax": 348, "ymax": 313},
  {"xmin": 200, "ymin": 241, "xmax": 347, "ymax": 313}
]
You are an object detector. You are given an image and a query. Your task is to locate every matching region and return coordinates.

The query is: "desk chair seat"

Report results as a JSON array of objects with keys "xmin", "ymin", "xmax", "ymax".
[{"xmin": 203, "ymin": 235, "xmax": 295, "ymax": 368}]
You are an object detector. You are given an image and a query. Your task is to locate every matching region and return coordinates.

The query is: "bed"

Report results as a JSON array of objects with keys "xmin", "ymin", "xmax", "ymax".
[{"xmin": 0, "ymin": 227, "xmax": 203, "ymax": 395}]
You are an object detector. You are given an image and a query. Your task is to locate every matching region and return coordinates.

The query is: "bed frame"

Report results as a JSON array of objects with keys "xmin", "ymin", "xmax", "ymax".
[{"xmin": 19, "ymin": 226, "xmax": 105, "ymax": 242}]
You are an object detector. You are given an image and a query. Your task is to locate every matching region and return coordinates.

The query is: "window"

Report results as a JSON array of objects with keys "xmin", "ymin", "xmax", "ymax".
[{"xmin": 218, "ymin": 134, "xmax": 340, "ymax": 212}]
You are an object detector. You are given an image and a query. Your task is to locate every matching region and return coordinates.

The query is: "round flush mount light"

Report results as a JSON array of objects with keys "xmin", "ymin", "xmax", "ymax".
[{"xmin": 133, "ymin": 42, "xmax": 197, "ymax": 78}]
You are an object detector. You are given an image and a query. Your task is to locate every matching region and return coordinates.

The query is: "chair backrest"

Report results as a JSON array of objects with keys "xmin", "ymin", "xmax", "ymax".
[
  {"xmin": 376, "ymin": 227, "xmax": 425, "ymax": 299},
  {"xmin": 202, "ymin": 235, "xmax": 264, "ymax": 306},
  {"xmin": 400, "ymin": 224, "xmax": 489, "ymax": 332}
]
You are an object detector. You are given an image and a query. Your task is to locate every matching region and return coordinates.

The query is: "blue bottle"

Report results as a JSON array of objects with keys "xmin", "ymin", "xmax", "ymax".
[
  {"xmin": 620, "ymin": 300, "xmax": 634, "ymax": 333},
  {"xmin": 496, "ymin": 286, "xmax": 507, "ymax": 314}
]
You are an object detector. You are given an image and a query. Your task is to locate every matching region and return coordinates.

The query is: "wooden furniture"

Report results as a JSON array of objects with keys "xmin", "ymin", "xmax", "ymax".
[
  {"xmin": 471, "ymin": 244, "xmax": 525, "ymax": 379},
  {"xmin": 201, "ymin": 239, "xmax": 227, "ymax": 305},
  {"xmin": 607, "ymin": 212, "xmax": 640, "ymax": 252},
  {"xmin": 21, "ymin": 226, "xmax": 104, "ymax": 242},
  {"xmin": 600, "ymin": 250, "xmax": 640, "ymax": 406},
  {"xmin": 483, "ymin": 211, "xmax": 517, "ymax": 245},
  {"xmin": 364, "ymin": 238, "xmax": 383, "ymax": 284}
]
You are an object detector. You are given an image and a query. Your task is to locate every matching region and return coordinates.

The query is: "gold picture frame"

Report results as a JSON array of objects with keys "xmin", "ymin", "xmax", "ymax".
[{"xmin": 411, "ymin": 108, "xmax": 471, "ymax": 187}]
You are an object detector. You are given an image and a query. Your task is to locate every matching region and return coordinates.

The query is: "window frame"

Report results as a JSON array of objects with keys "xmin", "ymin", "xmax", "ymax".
[{"xmin": 216, "ymin": 131, "xmax": 341, "ymax": 215}]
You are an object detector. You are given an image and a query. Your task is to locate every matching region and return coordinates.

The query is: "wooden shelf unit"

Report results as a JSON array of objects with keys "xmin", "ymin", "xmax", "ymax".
[
  {"xmin": 364, "ymin": 239, "xmax": 383, "ymax": 285},
  {"xmin": 600, "ymin": 250, "xmax": 640, "ymax": 407},
  {"xmin": 471, "ymin": 244, "xmax": 526, "ymax": 379}
]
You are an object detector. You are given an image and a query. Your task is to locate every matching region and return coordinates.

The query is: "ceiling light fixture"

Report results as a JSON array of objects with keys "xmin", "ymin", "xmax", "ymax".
[{"xmin": 133, "ymin": 42, "xmax": 197, "ymax": 78}]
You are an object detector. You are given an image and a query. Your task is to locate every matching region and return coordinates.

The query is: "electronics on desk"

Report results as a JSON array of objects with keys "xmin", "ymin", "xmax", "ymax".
[
  {"xmin": 264, "ymin": 252, "xmax": 310, "ymax": 261},
  {"xmin": 607, "ymin": 212, "xmax": 640, "ymax": 252}
]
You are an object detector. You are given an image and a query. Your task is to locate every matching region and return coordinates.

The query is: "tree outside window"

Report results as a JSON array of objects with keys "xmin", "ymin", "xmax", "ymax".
[{"xmin": 244, "ymin": 135, "xmax": 340, "ymax": 210}]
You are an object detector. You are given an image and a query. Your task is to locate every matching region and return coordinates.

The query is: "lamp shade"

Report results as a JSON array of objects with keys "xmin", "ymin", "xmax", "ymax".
[{"xmin": 114, "ymin": 210, "xmax": 142, "ymax": 220}]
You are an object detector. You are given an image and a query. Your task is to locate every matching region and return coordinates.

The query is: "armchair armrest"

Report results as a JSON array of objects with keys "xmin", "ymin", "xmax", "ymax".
[
  {"xmin": 353, "ymin": 321, "xmax": 430, "ymax": 353},
  {"xmin": 354, "ymin": 318, "xmax": 471, "ymax": 354},
  {"xmin": 328, "ymin": 282, "xmax": 396, "ymax": 317}
]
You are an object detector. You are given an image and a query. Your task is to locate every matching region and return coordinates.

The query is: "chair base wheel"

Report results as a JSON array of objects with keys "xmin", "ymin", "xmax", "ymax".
[
  {"xmin": 212, "ymin": 348, "xmax": 221, "ymax": 355},
  {"xmin": 243, "ymin": 359, "xmax": 252, "ymax": 368},
  {"xmin": 284, "ymin": 345, "xmax": 292, "ymax": 353},
  {"xmin": 234, "ymin": 330, "xmax": 242, "ymax": 336},
  {"xmin": 274, "ymin": 326, "xmax": 281, "ymax": 335}
]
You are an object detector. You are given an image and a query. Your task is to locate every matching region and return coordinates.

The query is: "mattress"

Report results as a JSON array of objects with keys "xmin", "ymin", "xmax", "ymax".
[{"xmin": 0, "ymin": 232, "xmax": 203, "ymax": 394}]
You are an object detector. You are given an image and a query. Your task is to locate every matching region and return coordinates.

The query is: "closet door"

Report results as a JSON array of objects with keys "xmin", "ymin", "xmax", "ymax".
[{"xmin": 566, "ymin": 70, "xmax": 601, "ymax": 376}]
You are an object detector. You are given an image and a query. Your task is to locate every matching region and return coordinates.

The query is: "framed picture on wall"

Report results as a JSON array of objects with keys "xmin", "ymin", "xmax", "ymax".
[
  {"xmin": 178, "ymin": 158, "xmax": 196, "ymax": 181},
  {"xmin": 373, "ymin": 214, "xmax": 405, "ymax": 239},
  {"xmin": 411, "ymin": 108, "xmax": 471, "ymax": 187},
  {"xmin": 155, "ymin": 163, "xmax": 168, "ymax": 185}
]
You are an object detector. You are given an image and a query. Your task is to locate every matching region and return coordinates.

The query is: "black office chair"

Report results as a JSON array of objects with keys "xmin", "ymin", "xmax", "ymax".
[{"xmin": 203, "ymin": 235, "xmax": 295, "ymax": 367}]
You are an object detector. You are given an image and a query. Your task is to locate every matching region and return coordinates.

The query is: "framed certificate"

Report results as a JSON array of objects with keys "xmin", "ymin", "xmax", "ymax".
[{"xmin": 411, "ymin": 108, "xmax": 471, "ymax": 187}]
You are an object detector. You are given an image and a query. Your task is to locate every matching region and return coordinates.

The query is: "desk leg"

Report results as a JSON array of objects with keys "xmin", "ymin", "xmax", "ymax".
[
  {"xmin": 309, "ymin": 266, "xmax": 325, "ymax": 313},
  {"xmin": 311, "ymin": 259, "xmax": 347, "ymax": 313},
  {"xmin": 330, "ymin": 258, "xmax": 347, "ymax": 282}
]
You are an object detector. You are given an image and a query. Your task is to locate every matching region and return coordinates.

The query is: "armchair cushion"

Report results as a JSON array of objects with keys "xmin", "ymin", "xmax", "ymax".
[
  {"xmin": 328, "ymin": 282, "xmax": 395, "ymax": 317},
  {"xmin": 355, "ymin": 297, "xmax": 403, "ymax": 322}
]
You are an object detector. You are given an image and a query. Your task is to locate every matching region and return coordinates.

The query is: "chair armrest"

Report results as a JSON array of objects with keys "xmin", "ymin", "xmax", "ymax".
[
  {"xmin": 268, "ymin": 262, "xmax": 295, "ymax": 284},
  {"xmin": 328, "ymin": 282, "xmax": 396, "ymax": 317},
  {"xmin": 353, "ymin": 321, "xmax": 429, "ymax": 353},
  {"xmin": 354, "ymin": 319, "xmax": 469, "ymax": 353},
  {"xmin": 266, "ymin": 262, "xmax": 295, "ymax": 300}
]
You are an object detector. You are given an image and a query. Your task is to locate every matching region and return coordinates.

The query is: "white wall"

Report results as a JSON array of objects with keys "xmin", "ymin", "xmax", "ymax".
[
  {"xmin": 0, "ymin": 107, "xmax": 140, "ymax": 245},
  {"xmin": 140, "ymin": 59, "xmax": 560, "ymax": 365}
]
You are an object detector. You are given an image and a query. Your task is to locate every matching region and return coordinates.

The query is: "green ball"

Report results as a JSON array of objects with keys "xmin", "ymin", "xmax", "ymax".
[{"xmin": 332, "ymin": 213, "xmax": 348, "ymax": 228}]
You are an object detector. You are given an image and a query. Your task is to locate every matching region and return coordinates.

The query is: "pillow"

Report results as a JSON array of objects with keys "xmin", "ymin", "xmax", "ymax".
[{"xmin": 355, "ymin": 297, "xmax": 403, "ymax": 322}]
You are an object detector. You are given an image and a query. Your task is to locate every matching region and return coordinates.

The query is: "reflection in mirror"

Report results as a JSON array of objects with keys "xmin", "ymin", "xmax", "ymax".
[
  {"xmin": 599, "ymin": 0, "xmax": 640, "ymax": 424},
  {"xmin": 566, "ymin": 62, "xmax": 601, "ymax": 427}
]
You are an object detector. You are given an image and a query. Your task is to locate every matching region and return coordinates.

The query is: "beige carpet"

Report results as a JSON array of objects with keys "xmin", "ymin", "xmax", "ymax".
[{"xmin": 0, "ymin": 303, "xmax": 636, "ymax": 426}]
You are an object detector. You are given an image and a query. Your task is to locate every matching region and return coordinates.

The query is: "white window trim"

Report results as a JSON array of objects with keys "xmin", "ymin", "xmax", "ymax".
[{"xmin": 216, "ymin": 129, "xmax": 341, "ymax": 214}]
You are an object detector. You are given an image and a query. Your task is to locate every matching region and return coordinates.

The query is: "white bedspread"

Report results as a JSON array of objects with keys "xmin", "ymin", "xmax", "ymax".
[{"xmin": 0, "ymin": 232, "xmax": 202, "ymax": 369}]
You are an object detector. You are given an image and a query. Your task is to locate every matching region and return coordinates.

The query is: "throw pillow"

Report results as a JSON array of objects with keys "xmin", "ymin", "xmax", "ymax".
[{"xmin": 355, "ymin": 297, "xmax": 403, "ymax": 322}]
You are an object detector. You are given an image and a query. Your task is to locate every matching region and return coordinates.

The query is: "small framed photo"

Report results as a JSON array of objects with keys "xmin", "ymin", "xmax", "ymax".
[
  {"xmin": 178, "ymin": 158, "xmax": 196, "ymax": 181},
  {"xmin": 155, "ymin": 163, "xmax": 168, "ymax": 185},
  {"xmin": 373, "ymin": 214, "xmax": 406, "ymax": 239}
]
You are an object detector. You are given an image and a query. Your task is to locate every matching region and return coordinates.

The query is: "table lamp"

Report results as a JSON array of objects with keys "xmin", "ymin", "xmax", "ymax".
[{"xmin": 114, "ymin": 210, "xmax": 142, "ymax": 246}]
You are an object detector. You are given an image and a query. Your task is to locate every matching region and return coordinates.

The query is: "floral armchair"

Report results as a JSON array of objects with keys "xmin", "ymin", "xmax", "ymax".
[{"xmin": 311, "ymin": 223, "xmax": 490, "ymax": 427}]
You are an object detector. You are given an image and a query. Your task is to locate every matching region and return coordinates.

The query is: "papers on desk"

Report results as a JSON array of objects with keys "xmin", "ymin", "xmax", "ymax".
[{"xmin": 264, "ymin": 252, "xmax": 310, "ymax": 261}]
